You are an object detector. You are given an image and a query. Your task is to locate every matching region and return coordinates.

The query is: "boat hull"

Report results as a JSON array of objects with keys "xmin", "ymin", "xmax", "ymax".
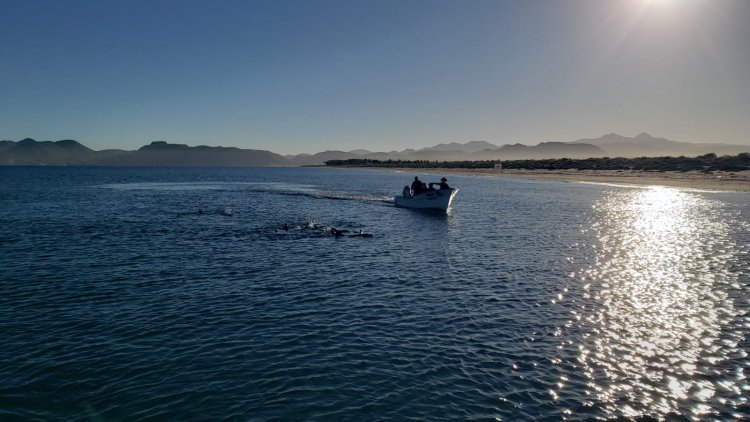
[{"xmin": 394, "ymin": 188, "xmax": 458, "ymax": 211}]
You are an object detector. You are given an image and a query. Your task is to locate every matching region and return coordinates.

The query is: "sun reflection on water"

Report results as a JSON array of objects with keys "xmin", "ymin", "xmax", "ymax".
[{"xmin": 573, "ymin": 187, "xmax": 747, "ymax": 419}]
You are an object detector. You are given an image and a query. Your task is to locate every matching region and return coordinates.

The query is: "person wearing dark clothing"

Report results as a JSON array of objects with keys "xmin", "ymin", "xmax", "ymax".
[
  {"xmin": 438, "ymin": 177, "xmax": 450, "ymax": 190},
  {"xmin": 411, "ymin": 176, "xmax": 423, "ymax": 194}
]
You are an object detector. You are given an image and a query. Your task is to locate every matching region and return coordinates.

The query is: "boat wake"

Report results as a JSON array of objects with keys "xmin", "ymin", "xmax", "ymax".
[
  {"xmin": 98, "ymin": 182, "xmax": 393, "ymax": 205},
  {"xmin": 242, "ymin": 182, "xmax": 392, "ymax": 204},
  {"xmin": 272, "ymin": 190, "xmax": 392, "ymax": 204}
]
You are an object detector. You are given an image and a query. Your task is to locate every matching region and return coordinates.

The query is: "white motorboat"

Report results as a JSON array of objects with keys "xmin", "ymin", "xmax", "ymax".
[{"xmin": 394, "ymin": 187, "xmax": 459, "ymax": 211}]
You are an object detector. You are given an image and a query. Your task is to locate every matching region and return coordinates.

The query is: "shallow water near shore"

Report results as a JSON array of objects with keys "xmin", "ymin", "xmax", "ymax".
[{"xmin": 1, "ymin": 166, "xmax": 749, "ymax": 421}]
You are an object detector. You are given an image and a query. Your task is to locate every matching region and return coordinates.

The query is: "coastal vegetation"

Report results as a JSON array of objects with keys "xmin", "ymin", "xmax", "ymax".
[{"xmin": 325, "ymin": 153, "xmax": 750, "ymax": 173}]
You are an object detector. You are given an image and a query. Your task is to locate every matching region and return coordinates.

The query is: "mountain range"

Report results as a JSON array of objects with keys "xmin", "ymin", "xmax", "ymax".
[{"xmin": 1, "ymin": 133, "xmax": 747, "ymax": 166}]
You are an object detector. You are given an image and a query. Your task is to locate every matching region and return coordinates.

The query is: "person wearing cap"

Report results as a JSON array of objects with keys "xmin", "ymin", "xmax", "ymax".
[{"xmin": 438, "ymin": 177, "xmax": 450, "ymax": 190}]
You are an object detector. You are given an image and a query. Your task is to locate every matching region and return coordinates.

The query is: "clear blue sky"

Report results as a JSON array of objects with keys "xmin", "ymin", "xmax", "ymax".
[{"xmin": 2, "ymin": 0, "xmax": 748, "ymax": 154}]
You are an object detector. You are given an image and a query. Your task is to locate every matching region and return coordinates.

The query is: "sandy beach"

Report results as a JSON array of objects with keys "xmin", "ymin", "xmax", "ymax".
[{"xmin": 360, "ymin": 167, "xmax": 750, "ymax": 192}]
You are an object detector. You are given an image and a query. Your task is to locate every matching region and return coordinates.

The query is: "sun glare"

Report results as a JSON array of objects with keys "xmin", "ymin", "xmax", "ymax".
[
  {"xmin": 578, "ymin": 186, "xmax": 743, "ymax": 418},
  {"xmin": 639, "ymin": 0, "xmax": 679, "ymax": 12}
]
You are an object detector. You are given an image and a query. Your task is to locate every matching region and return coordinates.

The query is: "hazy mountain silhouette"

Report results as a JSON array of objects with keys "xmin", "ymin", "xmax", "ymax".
[
  {"xmin": 1, "ymin": 135, "xmax": 747, "ymax": 166},
  {"xmin": 419, "ymin": 141, "xmax": 499, "ymax": 153},
  {"xmin": 494, "ymin": 142, "xmax": 605, "ymax": 160},
  {"xmin": 287, "ymin": 150, "xmax": 361, "ymax": 166},
  {"xmin": 0, "ymin": 139, "xmax": 287, "ymax": 166},
  {"xmin": 0, "ymin": 138, "xmax": 96, "ymax": 165},
  {"xmin": 102, "ymin": 141, "xmax": 289, "ymax": 166},
  {"xmin": 572, "ymin": 133, "xmax": 748, "ymax": 157}
]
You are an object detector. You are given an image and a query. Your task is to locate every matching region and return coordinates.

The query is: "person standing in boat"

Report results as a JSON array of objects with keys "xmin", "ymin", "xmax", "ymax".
[
  {"xmin": 411, "ymin": 176, "xmax": 424, "ymax": 195},
  {"xmin": 438, "ymin": 177, "xmax": 450, "ymax": 190}
]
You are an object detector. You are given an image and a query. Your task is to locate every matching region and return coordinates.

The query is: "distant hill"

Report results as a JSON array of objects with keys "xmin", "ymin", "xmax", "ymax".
[
  {"xmin": 0, "ymin": 138, "xmax": 97, "ymax": 165},
  {"xmin": 572, "ymin": 133, "xmax": 748, "ymax": 157},
  {"xmin": 287, "ymin": 150, "xmax": 361, "ymax": 166},
  {"xmin": 98, "ymin": 141, "xmax": 289, "ymax": 166},
  {"xmin": 419, "ymin": 140, "xmax": 498, "ymax": 153},
  {"xmin": 0, "ymin": 139, "xmax": 288, "ymax": 166},
  {"xmin": 1, "ymin": 135, "xmax": 747, "ymax": 166},
  {"xmin": 495, "ymin": 142, "xmax": 605, "ymax": 160}
]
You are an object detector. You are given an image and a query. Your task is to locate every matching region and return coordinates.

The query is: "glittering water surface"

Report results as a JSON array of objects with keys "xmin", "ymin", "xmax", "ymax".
[{"xmin": 1, "ymin": 167, "xmax": 748, "ymax": 421}]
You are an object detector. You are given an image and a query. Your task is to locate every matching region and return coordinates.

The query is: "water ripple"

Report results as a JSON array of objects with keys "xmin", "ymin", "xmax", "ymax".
[{"xmin": 1, "ymin": 168, "xmax": 748, "ymax": 420}]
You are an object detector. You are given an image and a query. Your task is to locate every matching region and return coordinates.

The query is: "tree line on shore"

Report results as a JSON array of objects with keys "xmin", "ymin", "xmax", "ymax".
[{"xmin": 326, "ymin": 153, "xmax": 750, "ymax": 172}]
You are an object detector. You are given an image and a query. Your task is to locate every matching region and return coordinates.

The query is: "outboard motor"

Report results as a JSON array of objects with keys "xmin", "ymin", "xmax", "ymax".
[{"xmin": 402, "ymin": 186, "xmax": 411, "ymax": 197}]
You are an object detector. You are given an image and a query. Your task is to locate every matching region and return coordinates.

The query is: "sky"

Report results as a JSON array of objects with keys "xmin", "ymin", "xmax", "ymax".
[{"xmin": 1, "ymin": 0, "xmax": 749, "ymax": 154}]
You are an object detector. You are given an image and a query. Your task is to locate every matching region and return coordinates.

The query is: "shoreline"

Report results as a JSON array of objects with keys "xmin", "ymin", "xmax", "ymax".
[{"xmin": 351, "ymin": 167, "xmax": 750, "ymax": 192}]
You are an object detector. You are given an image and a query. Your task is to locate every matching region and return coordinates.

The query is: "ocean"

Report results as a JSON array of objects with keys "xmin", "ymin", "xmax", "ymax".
[{"xmin": 1, "ymin": 166, "xmax": 749, "ymax": 421}]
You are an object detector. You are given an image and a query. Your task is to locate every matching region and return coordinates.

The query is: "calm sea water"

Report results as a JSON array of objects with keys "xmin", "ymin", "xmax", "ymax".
[{"xmin": 1, "ymin": 166, "xmax": 749, "ymax": 421}]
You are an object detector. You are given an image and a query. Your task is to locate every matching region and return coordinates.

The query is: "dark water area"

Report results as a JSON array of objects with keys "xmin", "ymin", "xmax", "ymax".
[{"xmin": 1, "ymin": 166, "xmax": 749, "ymax": 421}]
